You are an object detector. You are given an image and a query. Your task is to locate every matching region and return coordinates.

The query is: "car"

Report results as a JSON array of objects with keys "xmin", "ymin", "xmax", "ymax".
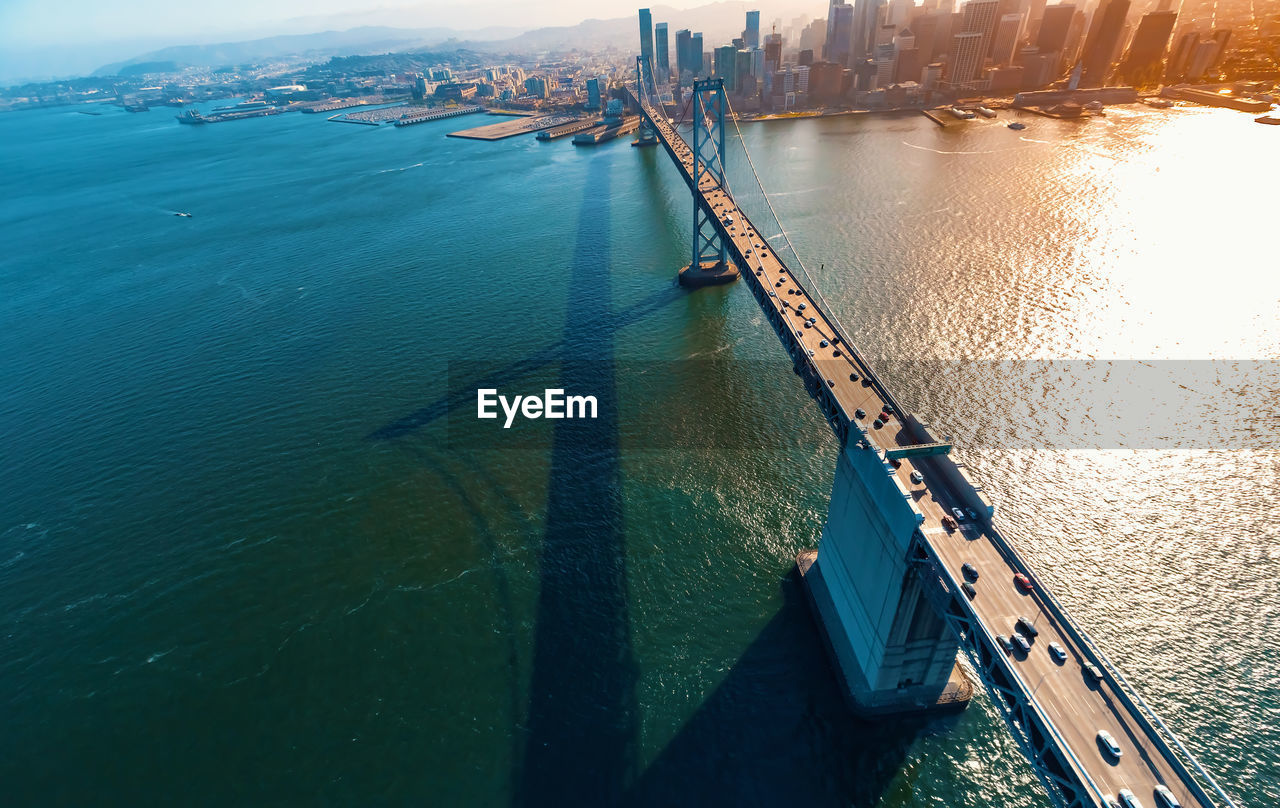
[
  {"xmin": 831, "ymin": 337, "xmax": 840, "ymax": 345},
  {"xmin": 1153, "ymin": 785, "xmax": 1182, "ymax": 808},
  {"xmin": 1014, "ymin": 573, "xmax": 1033, "ymax": 592},
  {"xmin": 942, "ymin": 515, "xmax": 958, "ymax": 530},
  {"xmin": 961, "ymin": 563, "xmax": 978, "ymax": 580},
  {"xmin": 797, "ymin": 303, "xmax": 807, "ymax": 311},
  {"xmin": 775, "ymin": 280, "xmax": 783, "ymax": 287},
  {"xmin": 804, "ymin": 321, "xmax": 813, "ymax": 328},
  {"xmin": 952, "ymin": 507, "xmax": 966, "ymax": 521},
  {"xmin": 873, "ymin": 419, "xmax": 884, "ymax": 429},
  {"xmin": 849, "ymin": 372, "xmax": 859, "ymax": 381},
  {"xmin": 1048, "ymin": 642, "xmax": 1067, "ymax": 663},
  {"xmin": 961, "ymin": 581, "xmax": 977, "ymax": 599},
  {"xmin": 1118, "ymin": 788, "xmax": 1144, "ymax": 808},
  {"xmin": 826, "ymin": 379, "xmax": 835, "ymax": 388},
  {"xmin": 966, "ymin": 507, "xmax": 978, "ymax": 520},
  {"xmin": 855, "ymin": 408, "xmax": 866, "ymax": 419},
  {"xmin": 819, "ymin": 339, "xmax": 829, "ymax": 348},
  {"xmin": 768, "ymin": 290, "xmax": 776, "ymax": 296},
  {"xmin": 1104, "ymin": 795, "xmax": 1121, "ymax": 808},
  {"xmin": 1012, "ymin": 632, "xmax": 1031, "ymax": 653},
  {"xmin": 1097, "ymin": 729, "xmax": 1122, "ymax": 759},
  {"xmin": 796, "ymin": 330, "xmax": 804, "ymax": 337},
  {"xmin": 889, "ymin": 457, "xmax": 902, "ymax": 468},
  {"xmin": 996, "ymin": 635, "xmax": 1013, "ymax": 653},
  {"xmin": 1016, "ymin": 616, "xmax": 1039, "ymax": 637},
  {"xmin": 910, "ymin": 470, "xmax": 924, "ymax": 484},
  {"xmin": 807, "ymin": 349, "xmax": 814, "ymax": 357},
  {"xmin": 832, "ymin": 349, "xmax": 842, "ymax": 357},
  {"xmin": 808, "ymin": 317, "xmax": 817, "ymax": 325},
  {"xmin": 1085, "ymin": 663, "xmax": 1105, "ymax": 682}
]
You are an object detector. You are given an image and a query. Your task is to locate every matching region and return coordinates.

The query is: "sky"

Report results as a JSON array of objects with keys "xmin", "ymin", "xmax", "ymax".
[
  {"xmin": 0, "ymin": 0, "xmax": 821, "ymax": 84},
  {"xmin": 0, "ymin": 0, "xmax": 718, "ymax": 48}
]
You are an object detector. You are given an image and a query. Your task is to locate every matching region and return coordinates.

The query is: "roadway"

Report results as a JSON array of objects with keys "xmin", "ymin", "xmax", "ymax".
[{"xmin": 639, "ymin": 100, "xmax": 1209, "ymax": 808}]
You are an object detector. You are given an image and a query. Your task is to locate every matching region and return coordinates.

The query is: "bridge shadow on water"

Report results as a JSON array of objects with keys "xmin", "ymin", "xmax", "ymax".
[
  {"xmin": 517, "ymin": 153, "xmax": 638, "ymax": 806},
  {"xmin": 371, "ymin": 146, "xmax": 929, "ymax": 805},
  {"xmin": 625, "ymin": 570, "xmax": 927, "ymax": 808}
]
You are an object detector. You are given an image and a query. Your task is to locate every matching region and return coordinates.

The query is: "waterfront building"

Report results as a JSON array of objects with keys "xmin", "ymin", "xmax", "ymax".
[
  {"xmin": 716, "ymin": 45, "xmax": 739, "ymax": 90},
  {"xmin": 946, "ymin": 31, "xmax": 987, "ymax": 87}
]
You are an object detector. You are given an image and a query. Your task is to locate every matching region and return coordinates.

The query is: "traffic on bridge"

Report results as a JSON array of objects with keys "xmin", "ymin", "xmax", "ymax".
[{"xmin": 629, "ymin": 62, "xmax": 1239, "ymax": 808}]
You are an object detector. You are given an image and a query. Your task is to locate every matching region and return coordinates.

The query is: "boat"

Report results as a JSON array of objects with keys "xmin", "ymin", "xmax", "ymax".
[
  {"xmin": 948, "ymin": 106, "xmax": 976, "ymax": 119},
  {"xmin": 1255, "ymin": 112, "xmax": 1280, "ymax": 126},
  {"xmin": 175, "ymin": 109, "xmax": 206, "ymax": 125},
  {"xmin": 1007, "ymin": 121, "xmax": 1026, "ymax": 130},
  {"xmin": 174, "ymin": 212, "xmax": 192, "ymax": 218},
  {"xmin": 1142, "ymin": 97, "xmax": 1173, "ymax": 109},
  {"xmin": 976, "ymin": 106, "xmax": 997, "ymax": 118}
]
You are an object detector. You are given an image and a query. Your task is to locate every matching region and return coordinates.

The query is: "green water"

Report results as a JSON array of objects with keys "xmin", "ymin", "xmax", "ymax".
[{"xmin": 1, "ymin": 102, "xmax": 1276, "ymax": 806}]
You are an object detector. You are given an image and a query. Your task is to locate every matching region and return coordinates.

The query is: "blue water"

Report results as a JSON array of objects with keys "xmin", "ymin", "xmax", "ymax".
[{"xmin": 1, "ymin": 102, "xmax": 1276, "ymax": 805}]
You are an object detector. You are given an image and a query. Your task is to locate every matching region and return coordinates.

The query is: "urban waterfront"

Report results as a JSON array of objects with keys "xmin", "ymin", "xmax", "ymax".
[{"xmin": 1, "ymin": 101, "xmax": 1277, "ymax": 806}]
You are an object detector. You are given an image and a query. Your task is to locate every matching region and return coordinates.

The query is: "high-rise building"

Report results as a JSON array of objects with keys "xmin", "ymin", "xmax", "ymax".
[
  {"xmin": 799, "ymin": 48, "xmax": 815, "ymax": 65},
  {"xmin": 961, "ymin": 0, "xmax": 1001, "ymax": 59},
  {"xmin": 852, "ymin": 0, "xmax": 884, "ymax": 62},
  {"xmin": 921, "ymin": 61, "xmax": 944, "ymax": 88},
  {"xmin": 874, "ymin": 42, "xmax": 898, "ymax": 88},
  {"xmin": 991, "ymin": 13, "xmax": 1025, "ymax": 65},
  {"xmin": 765, "ymin": 33, "xmax": 783, "ymax": 73},
  {"xmin": 639, "ymin": 9, "xmax": 654, "ymax": 66},
  {"xmin": 826, "ymin": 2, "xmax": 856, "ymax": 65},
  {"xmin": 676, "ymin": 29, "xmax": 692, "ymax": 78},
  {"xmin": 655, "ymin": 23, "xmax": 670, "ymax": 80},
  {"xmin": 586, "ymin": 77, "xmax": 603, "ymax": 109},
  {"xmin": 691, "ymin": 32, "xmax": 705, "ymax": 75},
  {"xmin": 716, "ymin": 45, "xmax": 738, "ymax": 90},
  {"xmin": 1117, "ymin": 10, "xmax": 1176, "ymax": 84},
  {"xmin": 1079, "ymin": 0, "xmax": 1130, "ymax": 86},
  {"xmin": 800, "ymin": 18, "xmax": 827, "ymax": 55},
  {"xmin": 1036, "ymin": 4, "xmax": 1076, "ymax": 54},
  {"xmin": 947, "ymin": 31, "xmax": 987, "ymax": 86},
  {"xmin": 745, "ymin": 10, "xmax": 761, "ymax": 49}
]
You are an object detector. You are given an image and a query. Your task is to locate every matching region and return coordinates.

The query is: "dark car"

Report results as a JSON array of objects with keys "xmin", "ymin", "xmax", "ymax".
[
  {"xmin": 855, "ymin": 408, "xmax": 866, "ymax": 419},
  {"xmin": 961, "ymin": 581, "xmax": 977, "ymax": 599},
  {"xmin": 997, "ymin": 634, "xmax": 1014, "ymax": 653},
  {"xmin": 1016, "ymin": 616, "xmax": 1039, "ymax": 637},
  {"xmin": 962, "ymin": 563, "xmax": 978, "ymax": 581}
]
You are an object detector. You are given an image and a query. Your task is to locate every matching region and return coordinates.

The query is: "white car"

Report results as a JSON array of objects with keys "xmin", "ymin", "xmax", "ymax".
[
  {"xmin": 910, "ymin": 470, "xmax": 924, "ymax": 485},
  {"xmin": 1153, "ymin": 785, "xmax": 1182, "ymax": 808},
  {"xmin": 1118, "ymin": 789, "xmax": 1144, "ymax": 808},
  {"xmin": 1097, "ymin": 729, "xmax": 1123, "ymax": 760},
  {"xmin": 952, "ymin": 507, "xmax": 966, "ymax": 521}
]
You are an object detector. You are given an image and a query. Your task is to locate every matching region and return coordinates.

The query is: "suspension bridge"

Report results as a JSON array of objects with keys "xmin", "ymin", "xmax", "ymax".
[{"xmin": 627, "ymin": 56, "xmax": 1239, "ymax": 808}]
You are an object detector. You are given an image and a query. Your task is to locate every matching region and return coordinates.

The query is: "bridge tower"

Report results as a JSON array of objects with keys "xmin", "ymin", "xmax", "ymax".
[
  {"xmin": 678, "ymin": 77, "xmax": 739, "ymax": 288},
  {"xmin": 799, "ymin": 440, "xmax": 971, "ymax": 716},
  {"xmin": 632, "ymin": 56, "xmax": 659, "ymax": 147}
]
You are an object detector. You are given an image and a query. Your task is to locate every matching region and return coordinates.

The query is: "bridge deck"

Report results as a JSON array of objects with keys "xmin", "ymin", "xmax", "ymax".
[{"xmin": 638, "ymin": 98, "xmax": 1215, "ymax": 808}]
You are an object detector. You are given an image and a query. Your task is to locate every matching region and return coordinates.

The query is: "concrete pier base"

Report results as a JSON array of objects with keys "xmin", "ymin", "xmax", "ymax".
[
  {"xmin": 678, "ymin": 260, "xmax": 739, "ymax": 288},
  {"xmin": 798, "ymin": 549, "xmax": 972, "ymax": 716}
]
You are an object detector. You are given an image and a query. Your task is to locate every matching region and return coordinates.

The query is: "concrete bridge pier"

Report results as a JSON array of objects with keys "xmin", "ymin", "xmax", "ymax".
[{"xmin": 799, "ymin": 439, "xmax": 972, "ymax": 716}]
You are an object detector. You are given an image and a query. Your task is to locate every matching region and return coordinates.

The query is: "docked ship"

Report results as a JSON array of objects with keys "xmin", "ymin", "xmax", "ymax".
[
  {"xmin": 976, "ymin": 106, "xmax": 997, "ymax": 118},
  {"xmin": 948, "ymin": 106, "xmax": 976, "ymax": 119},
  {"xmin": 175, "ymin": 109, "xmax": 206, "ymax": 125}
]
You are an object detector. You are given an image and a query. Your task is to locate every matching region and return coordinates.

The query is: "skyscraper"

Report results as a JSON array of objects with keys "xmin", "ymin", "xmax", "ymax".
[
  {"xmin": 960, "ymin": 0, "xmax": 1000, "ymax": 60},
  {"xmin": 1079, "ymin": 0, "xmax": 1130, "ymax": 86},
  {"xmin": 745, "ymin": 10, "xmax": 761, "ymax": 49},
  {"xmin": 655, "ymin": 23, "xmax": 670, "ymax": 80},
  {"xmin": 715, "ymin": 45, "xmax": 738, "ymax": 90},
  {"xmin": 639, "ymin": 9, "xmax": 654, "ymax": 67},
  {"xmin": 827, "ymin": 2, "xmax": 856, "ymax": 65},
  {"xmin": 676, "ymin": 28, "xmax": 692, "ymax": 78},
  {"xmin": 1117, "ymin": 10, "xmax": 1176, "ymax": 84},
  {"xmin": 851, "ymin": 0, "xmax": 884, "ymax": 62},
  {"xmin": 1036, "ymin": 3, "xmax": 1076, "ymax": 54},
  {"xmin": 690, "ymin": 32, "xmax": 705, "ymax": 75},
  {"xmin": 947, "ymin": 30, "xmax": 986, "ymax": 86},
  {"xmin": 991, "ymin": 13, "xmax": 1025, "ymax": 65}
]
